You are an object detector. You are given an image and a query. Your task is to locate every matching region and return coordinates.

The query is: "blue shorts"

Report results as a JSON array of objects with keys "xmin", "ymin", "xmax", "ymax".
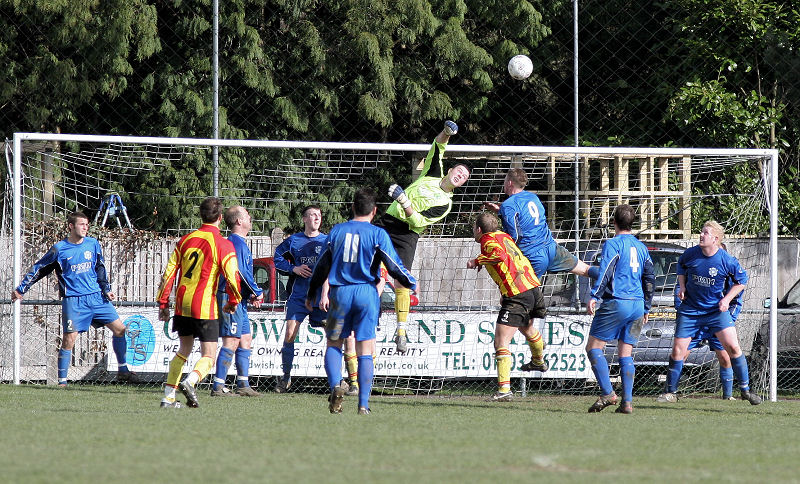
[
  {"xmin": 589, "ymin": 299, "xmax": 645, "ymax": 345},
  {"xmin": 217, "ymin": 293, "xmax": 251, "ymax": 338},
  {"xmin": 285, "ymin": 299, "xmax": 327, "ymax": 328},
  {"xmin": 325, "ymin": 284, "xmax": 380, "ymax": 342},
  {"xmin": 62, "ymin": 293, "xmax": 119, "ymax": 333},
  {"xmin": 676, "ymin": 311, "xmax": 734, "ymax": 339},
  {"xmin": 688, "ymin": 328, "xmax": 724, "ymax": 351},
  {"xmin": 526, "ymin": 243, "xmax": 578, "ymax": 277}
]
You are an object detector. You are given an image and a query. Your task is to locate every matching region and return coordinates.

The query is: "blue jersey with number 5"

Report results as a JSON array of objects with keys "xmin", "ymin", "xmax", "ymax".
[
  {"xmin": 499, "ymin": 191, "xmax": 555, "ymax": 257},
  {"xmin": 307, "ymin": 220, "xmax": 415, "ymax": 297}
]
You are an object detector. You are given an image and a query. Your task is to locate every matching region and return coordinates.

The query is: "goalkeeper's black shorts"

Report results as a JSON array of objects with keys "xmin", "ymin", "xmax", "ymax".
[{"xmin": 375, "ymin": 214, "xmax": 419, "ymax": 271}]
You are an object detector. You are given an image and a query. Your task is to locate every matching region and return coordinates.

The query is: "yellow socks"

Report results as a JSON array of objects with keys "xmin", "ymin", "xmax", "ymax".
[
  {"xmin": 526, "ymin": 330, "xmax": 544, "ymax": 362},
  {"xmin": 395, "ymin": 286, "xmax": 411, "ymax": 331},
  {"xmin": 185, "ymin": 355, "xmax": 214, "ymax": 386},
  {"xmin": 345, "ymin": 351, "xmax": 358, "ymax": 386},
  {"xmin": 496, "ymin": 347, "xmax": 512, "ymax": 393},
  {"xmin": 165, "ymin": 353, "xmax": 187, "ymax": 399}
]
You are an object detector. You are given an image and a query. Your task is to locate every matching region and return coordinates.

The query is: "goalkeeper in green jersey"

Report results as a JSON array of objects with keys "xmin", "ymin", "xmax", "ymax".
[{"xmin": 375, "ymin": 120, "xmax": 470, "ymax": 353}]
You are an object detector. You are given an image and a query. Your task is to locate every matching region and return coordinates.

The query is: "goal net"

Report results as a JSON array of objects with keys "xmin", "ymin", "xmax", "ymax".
[{"xmin": 2, "ymin": 133, "xmax": 779, "ymax": 400}]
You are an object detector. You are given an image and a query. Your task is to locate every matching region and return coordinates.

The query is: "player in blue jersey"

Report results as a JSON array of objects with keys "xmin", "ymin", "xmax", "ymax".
[
  {"xmin": 274, "ymin": 205, "xmax": 359, "ymax": 394},
  {"xmin": 484, "ymin": 168, "xmax": 594, "ymax": 283},
  {"xmin": 307, "ymin": 188, "xmax": 416, "ymax": 415},
  {"xmin": 585, "ymin": 204, "xmax": 655, "ymax": 414},
  {"xmin": 674, "ymin": 273, "xmax": 741, "ymax": 400},
  {"xmin": 12, "ymin": 211, "xmax": 137, "ymax": 386},
  {"xmin": 211, "ymin": 206, "xmax": 264, "ymax": 397},
  {"xmin": 657, "ymin": 221, "xmax": 761, "ymax": 405},
  {"xmin": 658, "ymin": 226, "xmax": 762, "ymax": 404}
]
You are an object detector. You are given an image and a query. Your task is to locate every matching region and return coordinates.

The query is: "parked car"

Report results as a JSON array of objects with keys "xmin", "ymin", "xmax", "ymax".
[
  {"xmin": 750, "ymin": 277, "xmax": 800, "ymax": 389},
  {"xmin": 541, "ymin": 241, "xmax": 686, "ymax": 308},
  {"xmin": 539, "ymin": 241, "xmax": 716, "ymax": 376},
  {"xmin": 252, "ymin": 257, "xmax": 418, "ymax": 310}
]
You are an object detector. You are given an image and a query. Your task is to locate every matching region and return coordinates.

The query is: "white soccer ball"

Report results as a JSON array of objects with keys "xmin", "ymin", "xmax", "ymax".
[{"xmin": 508, "ymin": 54, "xmax": 533, "ymax": 80}]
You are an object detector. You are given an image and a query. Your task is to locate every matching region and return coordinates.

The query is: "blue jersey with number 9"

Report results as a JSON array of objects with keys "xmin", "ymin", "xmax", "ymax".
[{"xmin": 499, "ymin": 191, "xmax": 555, "ymax": 257}]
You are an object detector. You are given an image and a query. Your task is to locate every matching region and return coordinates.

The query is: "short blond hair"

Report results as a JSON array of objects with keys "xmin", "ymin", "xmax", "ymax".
[{"xmin": 703, "ymin": 220, "xmax": 725, "ymax": 246}]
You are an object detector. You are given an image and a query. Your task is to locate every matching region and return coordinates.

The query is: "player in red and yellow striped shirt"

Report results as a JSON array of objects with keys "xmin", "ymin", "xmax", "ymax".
[
  {"xmin": 156, "ymin": 197, "xmax": 242, "ymax": 408},
  {"xmin": 467, "ymin": 213, "xmax": 549, "ymax": 402}
]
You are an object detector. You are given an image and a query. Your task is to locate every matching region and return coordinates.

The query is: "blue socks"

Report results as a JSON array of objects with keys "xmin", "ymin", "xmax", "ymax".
[
  {"xmin": 357, "ymin": 355, "xmax": 374, "ymax": 409},
  {"xmin": 619, "ymin": 356, "xmax": 635, "ymax": 403},
  {"xmin": 213, "ymin": 347, "xmax": 234, "ymax": 391},
  {"xmin": 588, "ymin": 348, "xmax": 613, "ymax": 395},
  {"xmin": 281, "ymin": 342, "xmax": 295, "ymax": 380},
  {"xmin": 58, "ymin": 348, "xmax": 71, "ymax": 385},
  {"xmin": 720, "ymin": 366, "xmax": 734, "ymax": 398},
  {"xmin": 112, "ymin": 335, "xmax": 129, "ymax": 373},
  {"xmin": 666, "ymin": 358, "xmax": 684, "ymax": 393},
  {"xmin": 731, "ymin": 354, "xmax": 750, "ymax": 391},
  {"xmin": 235, "ymin": 348, "xmax": 251, "ymax": 388},
  {"xmin": 324, "ymin": 346, "xmax": 343, "ymax": 390}
]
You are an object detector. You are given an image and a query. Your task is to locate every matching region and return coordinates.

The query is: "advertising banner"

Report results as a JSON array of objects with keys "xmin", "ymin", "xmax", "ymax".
[{"xmin": 109, "ymin": 308, "xmax": 593, "ymax": 379}]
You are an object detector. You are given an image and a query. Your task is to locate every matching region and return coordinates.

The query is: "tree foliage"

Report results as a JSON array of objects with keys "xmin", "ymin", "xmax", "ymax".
[{"xmin": 1, "ymin": 0, "xmax": 799, "ymax": 234}]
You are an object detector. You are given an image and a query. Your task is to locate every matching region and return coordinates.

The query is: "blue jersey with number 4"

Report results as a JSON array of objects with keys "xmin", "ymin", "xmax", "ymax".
[
  {"xmin": 307, "ymin": 220, "xmax": 416, "ymax": 296},
  {"xmin": 677, "ymin": 246, "xmax": 747, "ymax": 316},
  {"xmin": 591, "ymin": 234, "xmax": 655, "ymax": 311},
  {"xmin": 499, "ymin": 191, "xmax": 556, "ymax": 257}
]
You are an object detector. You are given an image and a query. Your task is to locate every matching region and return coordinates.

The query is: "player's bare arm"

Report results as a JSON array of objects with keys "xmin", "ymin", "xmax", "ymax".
[{"xmin": 482, "ymin": 201, "xmax": 500, "ymax": 213}]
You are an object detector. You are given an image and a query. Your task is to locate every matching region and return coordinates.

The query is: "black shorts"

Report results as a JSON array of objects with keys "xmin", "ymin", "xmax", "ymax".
[
  {"xmin": 375, "ymin": 214, "xmax": 419, "ymax": 270},
  {"xmin": 173, "ymin": 315, "xmax": 219, "ymax": 342},
  {"xmin": 496, "ymin": 287, "xmax": 547, "ymax": 328}
]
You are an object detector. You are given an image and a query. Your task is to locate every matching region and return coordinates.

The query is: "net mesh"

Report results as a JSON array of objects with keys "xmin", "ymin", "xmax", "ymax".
[{"xmin": 1, "ymin": 137, "xmax": 778, "ymax": 399}]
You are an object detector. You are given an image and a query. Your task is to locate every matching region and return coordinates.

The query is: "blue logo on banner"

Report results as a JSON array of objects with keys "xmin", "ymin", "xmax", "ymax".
[{"xmin": 124, "ymin": 315, "xmax": 156, "ymax": 366}]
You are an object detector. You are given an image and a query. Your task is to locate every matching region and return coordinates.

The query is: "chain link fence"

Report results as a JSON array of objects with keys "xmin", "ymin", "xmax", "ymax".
[{"xmin": 3, "ymin": 2, "xmax": 798, "ymax": 146}]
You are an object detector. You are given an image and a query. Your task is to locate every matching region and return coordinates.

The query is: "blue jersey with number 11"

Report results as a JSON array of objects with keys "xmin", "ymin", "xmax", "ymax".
[{"xmin": 308, "ymin": 220, "xmax": 416, "ymax": 295}]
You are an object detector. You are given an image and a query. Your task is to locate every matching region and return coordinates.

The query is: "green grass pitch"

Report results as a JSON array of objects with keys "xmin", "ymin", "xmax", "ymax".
[{"xmin": 0, "ymin": 385, "xmax": 797, "ymax": 483}]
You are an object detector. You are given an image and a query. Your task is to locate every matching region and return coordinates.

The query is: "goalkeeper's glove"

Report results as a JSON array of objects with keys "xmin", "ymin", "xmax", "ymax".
[
  {"xmin": 443, "ymin": 120, "xmax": 458, "ymax": 136},
  {"xmin": 388, "ymin": 184, "xmax": 412, "ymax": 209}
]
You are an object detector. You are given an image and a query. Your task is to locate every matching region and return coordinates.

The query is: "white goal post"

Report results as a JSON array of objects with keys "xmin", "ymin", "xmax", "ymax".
[{"xmin": 6, "ymin": 132, "xmax": 779, "ymax": 401}]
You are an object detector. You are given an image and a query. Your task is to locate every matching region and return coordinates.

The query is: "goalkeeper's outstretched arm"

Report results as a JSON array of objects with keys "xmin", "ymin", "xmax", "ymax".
[{"xmin": 417, "ymin": 120, "xmax": 457, "ymax": 179}]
